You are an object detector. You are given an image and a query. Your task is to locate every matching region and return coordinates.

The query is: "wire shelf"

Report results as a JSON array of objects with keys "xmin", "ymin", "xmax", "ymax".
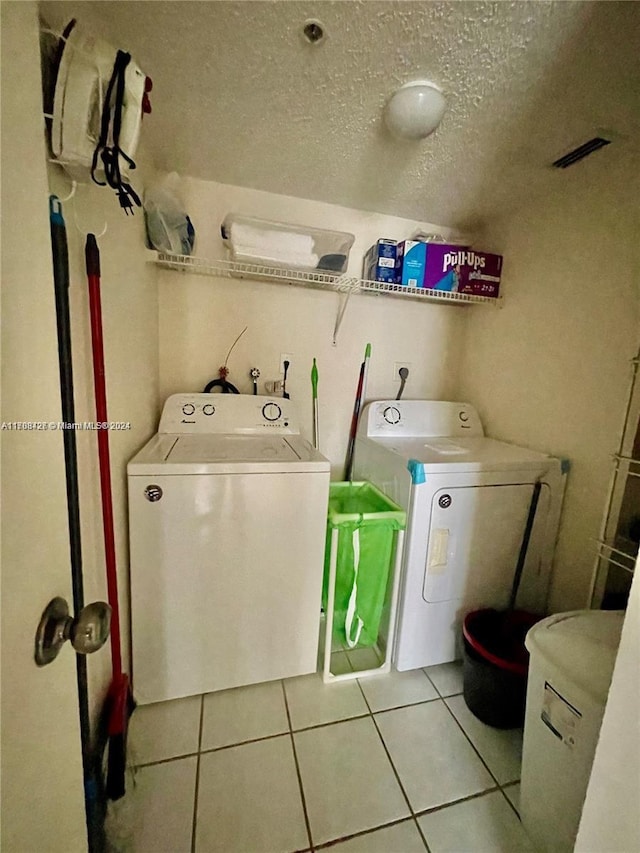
[
  {"xmin": 153, "ymin": 253, "xmax": 501, "ymax": 307},
  {"xmin": 595, "ymin": 538, "xmax": 638, "ymax": 575},
  {"xmin": 612, "ymin": 454, "xmax": 640, "ymax": 478}
]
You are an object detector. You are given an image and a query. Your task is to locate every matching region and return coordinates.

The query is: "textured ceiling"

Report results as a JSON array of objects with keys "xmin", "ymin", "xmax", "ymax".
[{"xmin": 41, "ymin": 1, "xmax": 640, "ymax": 229}]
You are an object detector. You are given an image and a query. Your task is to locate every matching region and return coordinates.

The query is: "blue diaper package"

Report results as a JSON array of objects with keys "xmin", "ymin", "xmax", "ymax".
[
  {"xmin": 396, "ymin": 240, "xmax": 427, "ymax": 287},
  {"xmin": 363, "ymin": 239, "xmax": 398, "ymax": 283}
]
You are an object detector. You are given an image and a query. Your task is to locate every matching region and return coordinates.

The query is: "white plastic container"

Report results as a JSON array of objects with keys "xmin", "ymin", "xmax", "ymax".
[
  {"xmin": 520, "ymin": 609, "xmax": 625, "ymax": 852},
  {"xmin": 221, "ymin": 214, "xmax": 354, "ymax": 273}
]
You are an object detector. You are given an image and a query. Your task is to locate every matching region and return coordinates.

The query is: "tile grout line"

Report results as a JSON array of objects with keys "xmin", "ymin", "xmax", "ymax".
[
  {"xmin": 289, "ymin": 684, "xmax": 442, "ymax": 736},
  {"xmin": 440, "ymin": 695, "xmax": 507, "ymax": 790},
  {"xmin": 195, "ymin": 729, "xmax": 290, "ymax": 758},
  {"xmin": 412, "ymin": 814, "xmax": 432, "ymax": 853},
  {"xmin": 438, "ymin": 692, "xmax": 524, "ymax": 808},
  {"xmin": 132, "ymin": 750, "xmax": 200, "ymax": 770},
  {"xmin": 190, "ymin": 694, "xmax": 205, "ymax": 853},
  {"xmin": 413, "ymin": 784, "xmax": 502, "ymax": 819},
  {"xmin": 282, "ymin": 680, "xmax": 315, "ymax": 853},
  {"xmin": 353, "ymin": 678, "xmax": 431, "ymax": 852},
  {"xmin": 312, "ymin": 815, "xmax": 430, "ymax": 851},
  {"xmin": 500, "ymin": 782, "xmax": 522, "ymax": 820},
  {"xmin": 422, "ymin": 670, "xmax": 510, "ymax": 793}
]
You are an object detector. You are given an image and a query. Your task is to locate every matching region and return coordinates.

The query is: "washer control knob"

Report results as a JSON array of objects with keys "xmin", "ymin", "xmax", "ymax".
[
  {"xmin": 459, "ymin": 410, "xmax": 469, "ymax": 422},
  {"xmin": 182, "ymin": 403, "xmax": 195, "ymax": 416},
  {"xmin": 383, "ymin": 406, "xmax": 401, "ymax": 425},
  {"xmin": 203, "ymin": 403, "xmax": 215, "ymax": 416},
  {"xmin": 262, "ymin": 402, "xmax": 282, "ymax": 422}
]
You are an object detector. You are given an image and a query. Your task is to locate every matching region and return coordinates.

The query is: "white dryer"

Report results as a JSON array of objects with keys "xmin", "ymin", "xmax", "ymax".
[
  {"xmin": 354, "ymin": 400, "xmax": 568, "ymax": 671},
  {"xmin": 128, "ymin": 393, "xmax": 330, "ymax": 704}
]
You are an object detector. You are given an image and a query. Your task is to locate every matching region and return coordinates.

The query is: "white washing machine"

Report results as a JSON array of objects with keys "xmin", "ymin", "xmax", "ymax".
[
  {"xmin": 354, "ymin": 400, "xmax": 568, "ymax": 670},
  {"xmin": 128, "ymin": 393, "xmax": 330, "ymax": 704}
]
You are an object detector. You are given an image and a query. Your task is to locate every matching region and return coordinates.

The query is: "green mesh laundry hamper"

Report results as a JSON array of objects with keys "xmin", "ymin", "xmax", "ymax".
[{"xmin": 323, "ymin": 481, "xmax": 406, "ymax": 651}]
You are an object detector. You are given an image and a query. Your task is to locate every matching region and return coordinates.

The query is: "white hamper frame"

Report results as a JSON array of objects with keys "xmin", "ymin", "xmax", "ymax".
[{"xmin": 322, "ymin": 525, "xmax": 405, "ymax": 683}]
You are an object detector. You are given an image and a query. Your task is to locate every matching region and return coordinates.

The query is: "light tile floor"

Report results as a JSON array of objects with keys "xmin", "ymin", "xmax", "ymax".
[{"xmin": 121, "ymin": 661, "xmax": 532, "ymax": 852}]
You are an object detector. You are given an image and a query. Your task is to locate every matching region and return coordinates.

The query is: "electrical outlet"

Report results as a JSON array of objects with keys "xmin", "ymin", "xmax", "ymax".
[
  {"xmin": 265, "ymin": 380, "xmax": 283, "ymax": 395},
  {"xmin": 393, "ymin": 362, "xmax": 412, "ymax": 381},
  {"xmin": 279, "ymin": 353, "xmax": 293, "ymax": 375}
]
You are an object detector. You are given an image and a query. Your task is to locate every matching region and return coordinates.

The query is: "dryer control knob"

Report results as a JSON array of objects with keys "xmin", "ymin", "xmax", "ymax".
[
  {"xmin": 203, "ymin": 404, "xmax": 215, "ymax": 416},
  {"xmin": 182, "ymin": 403, "xmax": 195, "ymax": 416},
  {"xmin": 262, "ymin": 402, "xmax": 282, "ymax": 422},
  {"xmin": 383, "ymin": 406, "xmax": 401, "ymax": 425}
]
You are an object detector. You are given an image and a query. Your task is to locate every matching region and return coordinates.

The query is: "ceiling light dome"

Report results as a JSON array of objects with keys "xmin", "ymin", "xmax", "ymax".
[{"xmin": 384, "ymin": 80, "xmax": 447, "ymax": 141}]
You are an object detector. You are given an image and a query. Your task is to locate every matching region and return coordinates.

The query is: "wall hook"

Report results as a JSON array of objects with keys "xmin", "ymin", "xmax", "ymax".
[
  {"xmin": 73, "ymin": 200, "xmax": 108, "ymax": 239},
  {"xmin": 58, "ymin": 179, "xmax": 77, "ymax": 204}
]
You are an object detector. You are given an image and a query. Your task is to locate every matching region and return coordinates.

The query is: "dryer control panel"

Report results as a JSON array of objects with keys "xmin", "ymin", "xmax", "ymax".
[
  {"xmin": 159, "ymin": 394, "xmax": 299, "ymax": 434},
  {"xmin": 358, "ymin": 400, "xmax": 484, "ymax": 438}
]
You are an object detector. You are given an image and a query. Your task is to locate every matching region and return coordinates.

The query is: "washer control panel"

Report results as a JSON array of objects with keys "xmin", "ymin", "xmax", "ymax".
[
  {"xmin": 359, "ymin": 400, "xmax": 484, "ymax": 438},
  {"xmin": 159, "ymin": 394, "xmax": 297, "ymax": 434}
]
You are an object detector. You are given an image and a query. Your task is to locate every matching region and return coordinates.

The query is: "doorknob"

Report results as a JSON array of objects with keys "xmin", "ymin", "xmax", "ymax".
[{"xmin": 35, "ymin": 597, "xmax": 111, "ymax": 667}]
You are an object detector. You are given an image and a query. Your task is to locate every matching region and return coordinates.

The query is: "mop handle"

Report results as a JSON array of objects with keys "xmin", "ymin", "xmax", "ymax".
[
  {"xmin": 344, "ymin": 364, "xmax": 364, "ymax": 481},
  {"xmin": 508, "ymin": 480, "xmax": 542, "ymax": 613},
  {"xmin": 86, "ymin": 234, "xmax": 123, "ymax": 675},
  {"xmin": 344, "ymin": 344, "xmax": 371, "ymax": 481},
  {"xmin": 311, "ymin": 358, "xmax": 319, "ymax": 449},
  {"xmin": 361, "ymin": 343, "xmax": 372, "ymax": 401}
]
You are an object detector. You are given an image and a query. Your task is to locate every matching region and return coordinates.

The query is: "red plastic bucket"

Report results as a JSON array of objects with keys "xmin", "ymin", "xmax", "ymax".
[{"xmin": 462, "ymin": 608, "xmax": 542, "ymax": 729}]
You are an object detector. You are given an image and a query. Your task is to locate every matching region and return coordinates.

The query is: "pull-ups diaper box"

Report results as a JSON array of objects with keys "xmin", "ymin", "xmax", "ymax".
[
  {"xmin": 458, "ymin": 251, "xmax": 502, "ymax": 298},
  {"xmin": 422, "ymin": 244, "xmax": 470, "ymax": 292}
]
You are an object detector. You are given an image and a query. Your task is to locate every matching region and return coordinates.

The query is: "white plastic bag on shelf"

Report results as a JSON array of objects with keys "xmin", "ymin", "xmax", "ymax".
[{"xmin": 144, "ymin": 172, "xmax": 195, "ymax": 255}]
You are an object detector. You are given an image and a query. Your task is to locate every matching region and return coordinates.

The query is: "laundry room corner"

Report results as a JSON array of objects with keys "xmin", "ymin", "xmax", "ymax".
[{"xmin": 457, "ymin": 152, "xmax": 640, "ymax": 614}]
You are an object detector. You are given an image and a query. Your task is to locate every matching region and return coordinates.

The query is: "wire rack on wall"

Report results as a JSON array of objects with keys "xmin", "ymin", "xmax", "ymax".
[
  {"xmin": 152, "ymin": 252, "xmax": 501, "ymax": 344},
  {"xmin": 591, "ymin": 353, "xmax": 640, "ymax": 608}
]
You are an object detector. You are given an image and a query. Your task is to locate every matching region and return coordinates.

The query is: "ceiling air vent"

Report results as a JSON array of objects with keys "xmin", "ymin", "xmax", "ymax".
[{"xmin": 552, "ymin": 137, "xmax": 611, "ymax": 169}]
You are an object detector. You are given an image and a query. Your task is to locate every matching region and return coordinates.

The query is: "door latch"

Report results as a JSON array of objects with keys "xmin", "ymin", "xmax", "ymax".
[{"xmin": 34, "ymin": 597, "xmax": 111, "ymax": 667}]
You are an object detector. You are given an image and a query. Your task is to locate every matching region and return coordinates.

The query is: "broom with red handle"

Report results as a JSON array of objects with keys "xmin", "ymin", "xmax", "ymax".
[{"xmin": 85, "ymin": 233, "xmax": 135, "ymax": 800}]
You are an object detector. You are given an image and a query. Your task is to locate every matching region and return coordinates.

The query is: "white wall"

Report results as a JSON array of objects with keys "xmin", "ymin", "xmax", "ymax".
[
  {"xmin": 576, "ymin": 558, "xmax": 640, "ymax": 852},
  {"xmin": 46, "ymin": 165, "xmax": 160, "ymax": 732},
  {"xmin": 157, "ymin": 176, "xmax": 469, "ymax": 473},
  {"xmin": 458, "ymin": 156, "xmax": 640, "ymax": 612}
]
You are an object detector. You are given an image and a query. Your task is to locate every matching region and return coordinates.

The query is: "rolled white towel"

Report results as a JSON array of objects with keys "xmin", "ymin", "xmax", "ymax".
[
  {"xmin": 229, "ymin": 223, "xmax": 314, "ymax": 257},
  {"xmin": 234, "ymin": 245, "xmax": 319, "ymax": 268}
]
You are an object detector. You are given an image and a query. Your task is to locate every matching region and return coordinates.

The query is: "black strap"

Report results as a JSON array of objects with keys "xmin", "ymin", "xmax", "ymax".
[{"xmin": 91, "ymin": 51, "xmax": 141, "ymax": 215}]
